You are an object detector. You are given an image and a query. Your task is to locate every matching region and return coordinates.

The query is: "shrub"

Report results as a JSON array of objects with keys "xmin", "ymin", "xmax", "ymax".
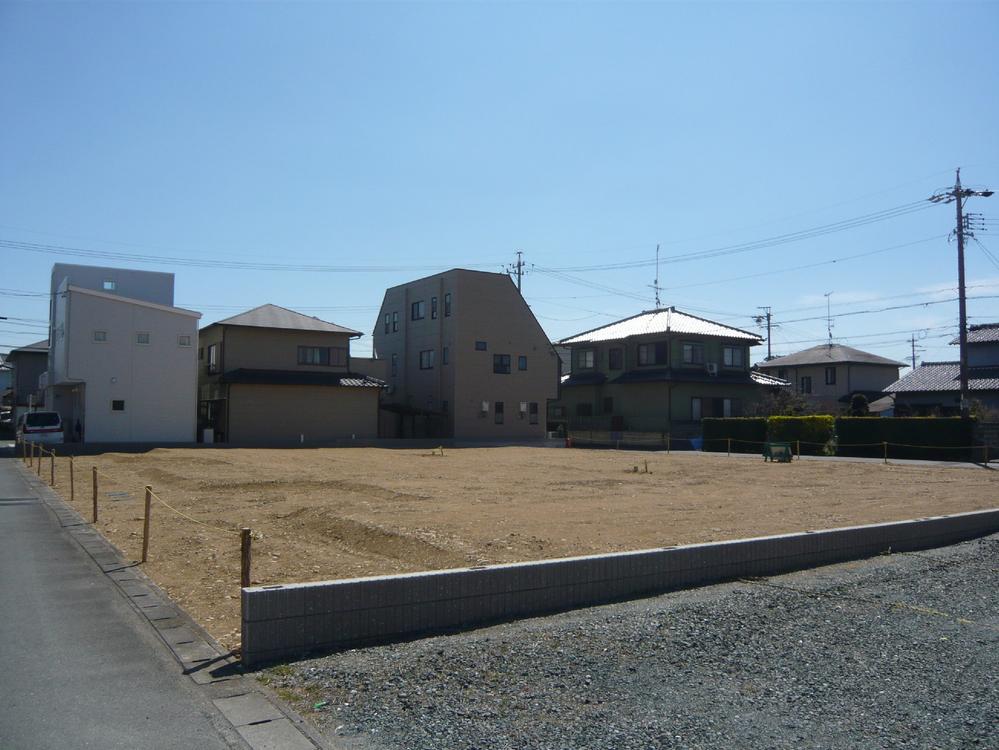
[
  {"xmin": 835, "ymin": 417, "xmax": 976, "ymax": 461},
  {"xmin": 701, "ymin": 418, "xmax": 768, "ymax": 453},
  {"xmin": 767, "ymin": 415, "xmax": 836, "ymax": 455}
]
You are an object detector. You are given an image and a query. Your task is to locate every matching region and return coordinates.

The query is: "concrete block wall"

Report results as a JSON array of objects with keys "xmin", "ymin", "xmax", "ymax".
[{"xmin": 242, "ymin": 508, "xmax": 999, "ymax": 666}]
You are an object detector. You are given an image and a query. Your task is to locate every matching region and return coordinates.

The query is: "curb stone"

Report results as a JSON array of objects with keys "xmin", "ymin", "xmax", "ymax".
[{"xmin": 15, "ymin": 460, "xmax": 334, "ymax": 750}]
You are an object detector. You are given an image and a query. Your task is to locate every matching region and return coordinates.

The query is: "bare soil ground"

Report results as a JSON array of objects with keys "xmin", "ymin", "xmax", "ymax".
[{"xmin": 41, "ymin": 446, "xmax": 998, "ymax": 651}]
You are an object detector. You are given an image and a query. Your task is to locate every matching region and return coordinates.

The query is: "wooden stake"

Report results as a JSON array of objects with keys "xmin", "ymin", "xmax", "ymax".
[
  {"xmin": 70, "ymin": 457, "xmax": 75, "ymax": 502},
  {"xmin": 50, "ymin": 449, "xmax": 55, "ymax": 486},
  {"xmin": 667, "ymin": 433, "xmax": 671, "ymax": 455},
  {"xmin": 36, "ymin": 446, "xmax": 42, "ymax": 477},
  {"xmin": 92, "ymin": 467, "xmax": 98, "ymax": 523},
  {"xmin": 795, "ymin": 440, "xmax": 800, "ymax": 460},
  {"xmin": 241, "ymin": 528, "xmax": 252, "ymax": 588},
  {"xmin": 142, "ymin": 485, "xmax": 152, "ymax": 563},
  {"xmin": 883, "ymin": 441, "xmax": 888, "ymax": 464},
  {"xmin": 727, "ymin": 438, "xmax": 731, "ymax": 457}
]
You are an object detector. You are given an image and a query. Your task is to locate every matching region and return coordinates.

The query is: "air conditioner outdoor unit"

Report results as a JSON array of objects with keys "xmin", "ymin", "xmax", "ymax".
[{"xmin": 706, "ymin": 362, "xmax": 719, "ymax": 376}]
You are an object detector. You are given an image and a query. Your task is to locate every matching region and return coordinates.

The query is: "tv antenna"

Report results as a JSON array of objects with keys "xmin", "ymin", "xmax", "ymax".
[
  {"xmin": 648, "ymin": 244, "xmax": 662, "ymax": 309},
  {"xmin": 824, "ymin": 292, "xmax": 834, "ymax": 344}
]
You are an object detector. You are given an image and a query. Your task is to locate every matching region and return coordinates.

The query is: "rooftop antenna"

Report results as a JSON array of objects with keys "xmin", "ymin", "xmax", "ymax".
[
  {"xmin": 824, "ymin": 292, "xmax": 834, "ymax": 345},
  {"xmin": 649, "ymin": 243, "xmax": 662, "ymax": 309}
]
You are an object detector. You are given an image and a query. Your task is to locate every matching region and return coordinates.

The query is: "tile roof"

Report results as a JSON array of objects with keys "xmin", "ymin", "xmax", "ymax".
[
  {"xmin": 558, "ymin": 307, "xmax": 761, "ymax": 345},
  {"xmin": 883, "ymin": 361, "xmax": 999, "ymax": 393},
  {"xmin": 757, "ymin": 343, "xmax": 905, "ymax": 369},
  {"xmin": 210, "ymin": 304, "xmax": 362, "ymax": 336},
  {"xmin": 221, "ymin": 369, "xmax": 384, "ymax": 387},
  {"xmin": 949, "ymin": 322, "xmax": 999, "ymax": 345},
  {"xmin": 750, "ymin": 370, "xmax": 791, "ymax": 387}
]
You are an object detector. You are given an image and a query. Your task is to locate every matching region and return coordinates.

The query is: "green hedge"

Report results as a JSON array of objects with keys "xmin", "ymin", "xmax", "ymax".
[
  {"xmin": 767, "ymin": 415, "xmax": 836, "ymax": 455},
  {"xmin": 701, "ymin": 418, "xmax": 768, "ymax": 453},
  {"xmin": 835, "ymin": 417, "xmax": 977, "ymax": 461}
]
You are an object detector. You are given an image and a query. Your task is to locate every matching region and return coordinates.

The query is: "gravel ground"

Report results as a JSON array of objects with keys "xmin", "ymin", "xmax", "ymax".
[{"xmin": 267, "ymin": 534, "xmax": 999, "ymax": 750}]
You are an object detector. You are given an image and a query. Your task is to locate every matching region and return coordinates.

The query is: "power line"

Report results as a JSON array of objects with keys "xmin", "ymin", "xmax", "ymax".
[
  {"xmin": 779, "ymin": 295, "xmax": 999, "ymax": 325},
  {"xmin": 547, "ymin": 200, "xmax": 933, "ymax": 272}
]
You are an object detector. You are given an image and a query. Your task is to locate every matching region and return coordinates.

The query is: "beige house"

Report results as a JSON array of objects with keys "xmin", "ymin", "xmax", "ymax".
[
  {"xmin": 373, "ymin": 269, "xmax": 560, "ymax": 439},
  {"xmin": 756, "ymin": 343, "xmax": 904, "ymax": 413},
  {"xmin": 198, "ymin": 305, "xmax": 383, "ymax": 444}
]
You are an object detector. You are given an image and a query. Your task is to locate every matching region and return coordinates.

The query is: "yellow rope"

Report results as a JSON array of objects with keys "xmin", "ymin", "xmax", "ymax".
[{"xmin": 147, "ymin": 488, "xmax": 241, "ymax": 537}]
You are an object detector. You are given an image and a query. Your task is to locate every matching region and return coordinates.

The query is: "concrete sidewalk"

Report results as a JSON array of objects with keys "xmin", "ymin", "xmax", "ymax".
[{"xmin": 0, "ymin": 455, "xmax": 322, "ymax": 750}]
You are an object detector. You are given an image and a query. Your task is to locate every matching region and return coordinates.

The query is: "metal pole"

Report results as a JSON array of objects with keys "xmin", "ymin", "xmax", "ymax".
[
  {"xmin": 142, "ymin": 486, "xmax": 152, "ymax": 563},
  {"xmin": 241, "ymin": 528, "xmax": 252, "ymax": 588}
]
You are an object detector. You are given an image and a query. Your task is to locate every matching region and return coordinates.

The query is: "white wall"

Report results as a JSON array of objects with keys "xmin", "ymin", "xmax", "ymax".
[{"xmin": 62, "ymin": 290, "xmax": 200, "ymax": 442}]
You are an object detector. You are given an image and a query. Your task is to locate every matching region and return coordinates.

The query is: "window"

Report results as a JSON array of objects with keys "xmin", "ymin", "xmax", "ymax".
[
  {"xmin": 520, "ymin": 401, "xmax": 528, "ymax": 418},
  {"xmin": 330, "ymin": 347, "xmax": 348, "ymax": 367},
  {"xmin": 111, "ymin": 400, "xmax": 125, "ymax": 412},
  {"xmin": 608, "ymin": 348, "xmax": 623, "ymax": 370},
  {"xmin": 825, "ymin": 367, "xmax": 836, "ymax": 385},
  {"xmin": 208, "ymin": 344, "xmax": 220, "ymax": 373},
  {"xmin": 801, "ymin": 376, "xmax": 812, "ymax": 394},
  {"xmin": 431, "ymin": 297, "xmax": 438, "ymax": 319},
  {"xmin": 136, "ymin": 332, "xmax": 150, "ymax": 345},
  {"xmin": 391, "ymin": 353, "xmax": 398, "ymax": 376},
  {"xmin": 475, "ymin": 340, "xmax": 487, "ymax": 351},
  {"xmin": 682, "ymin": 342, "xmax": 705, "ymax": 365},
  {"xmin": 691, "ymin": 397, "xmax": 702, "ymax": 422},
  {"xmin": 494, "ymin": 354, "xmax": 511, "ymax": 374},
  {"xmin": 518, "ymin": 355, "xmax": 527, "ymax": 371},
  {"xmin": 603, "ymin": 397, "xmax": 614, "ymax": 414},
  {"xmin": 442, "ymin": 346, "xmax": 449, "ymax": 365},
  {"xmin": 723, "ymin": 346, "xmax": 745, "ymax": 367},
  {"xmin": 298, "ymin": 346, "xmax": 330, "ymax": 366},
  {"xmin": 778, "ymin": 368, "xmax": 787, "ymax": 380},
  {"xmin": 494, "ymin": 401, "xmax": 504, "ymax": 424},
  {"xmin": 442, "ymin": 400, "xmax": 449, "ymax": 413},
  {"xmin": 638, "ymin": 342, "xmax": 668, "ymax": 366},
  {"xmin": 93, "ymin": 330, "xmax": 107, "ymax": 343},
  {"xmin": 529, "ymin": 402, "xmax": 539, "ymax": 425},
  {"xmin": 384, "ymin": 313, "xmax": 390, "ymax": 334},
  {"xmin": 419, "ymin": 349, "xmax": 435, "ymax": 369},
  {"xmin": 198, "ymin": 347, "xmax": 204, "ymax": 360},
  {"xmin": 392, "ymin": 311, "xmax": 399, "ymax": 332},
  {"xmin": 102, "ymin": 279, "xmax": 116, "ymax": 291},
  {"xmin": 444, "ymin": 293, "xmax": 452, "ymax": 317},
  {"xmin": 575, "ymin": 349, "xmax": 595, "ymax": 370},
  {"xmin": 411, "ymin": 301, "xmax": 425, "ymax": 320},
  {"xmin": 576, "ymin": 402, "xmax": 593, "ymax": 417},
  {"xmin": 722, "ymin": 398, "xmax": 742, "ymax": 418},
  {"xmin": 178, "ymin": 335, "xmax": 192, "ymax": 347}
]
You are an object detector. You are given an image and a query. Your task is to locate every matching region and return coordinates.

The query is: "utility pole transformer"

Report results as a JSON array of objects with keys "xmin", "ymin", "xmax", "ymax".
[
  {"xmin": 929, "ymin": 169, "xmax": 993, "ymax": 416},
  {"xmin": 508, "ymin": 250, "xmax": 525, "ymax": 294},
  {"xmin": 755, "ymin": 306, "xmax": 773, "ymax": 360}
]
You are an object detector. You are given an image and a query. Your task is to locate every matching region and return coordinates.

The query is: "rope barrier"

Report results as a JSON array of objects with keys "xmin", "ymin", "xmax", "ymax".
[{"xmin": 146, "ymin": 488, "xmax": 241, "ymax": 537}]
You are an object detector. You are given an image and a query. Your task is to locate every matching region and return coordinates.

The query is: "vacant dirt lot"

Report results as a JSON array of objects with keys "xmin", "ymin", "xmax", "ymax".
[{"xmin": 42, "ymin": 447, "xmax": 998, "ymax": 651}]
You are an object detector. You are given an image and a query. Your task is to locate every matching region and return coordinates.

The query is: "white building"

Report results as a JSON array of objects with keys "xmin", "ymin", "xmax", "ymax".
[{"xmin": 45, "ymin": 264, "xmax": 201, "ymax": 443}]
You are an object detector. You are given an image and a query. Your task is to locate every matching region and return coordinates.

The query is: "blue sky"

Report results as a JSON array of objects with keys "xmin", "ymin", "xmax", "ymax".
[{"xmin": 2, "ymin": 1, "xmax": 998, "ymax": 369}]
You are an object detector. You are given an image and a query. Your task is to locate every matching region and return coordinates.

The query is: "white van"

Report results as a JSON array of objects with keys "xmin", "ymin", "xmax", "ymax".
[{"xmin": 16, "ymin": 411, "xmax": 64, "ymax": 445}]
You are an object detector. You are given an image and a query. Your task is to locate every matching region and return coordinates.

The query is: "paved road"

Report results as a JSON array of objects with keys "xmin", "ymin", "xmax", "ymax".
[{"xmin": 0, "ymin": 457, "xmax": 248, "ymax": 749}]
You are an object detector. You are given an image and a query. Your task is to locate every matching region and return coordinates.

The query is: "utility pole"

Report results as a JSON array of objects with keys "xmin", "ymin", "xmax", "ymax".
[
  {"xmin": 929, "ymin": 169, "xmax": 993, "ymax": 415},
  {"xmin": 507, "ymin": 250, "xmax": 525, "ymax": 294},
  {"xmin": 755, "ymin": 306, "xmax": 773, "ymax": 360},
  {"xmin": 910, "ymin": 333, "xmax": 917, "ymax": 370},
  {"xmin": 824, "ymin": 292, "xmax": 834, "ymax": 345}
]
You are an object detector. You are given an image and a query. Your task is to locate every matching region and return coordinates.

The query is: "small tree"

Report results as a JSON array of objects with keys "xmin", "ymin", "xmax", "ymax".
[
  {"xmin": 747, "ymin": 389, "xmax": 813, "ymax": 417},
  {"xmin": 849, "ymin": 393, "xmax": 869, "ymax": 417}
]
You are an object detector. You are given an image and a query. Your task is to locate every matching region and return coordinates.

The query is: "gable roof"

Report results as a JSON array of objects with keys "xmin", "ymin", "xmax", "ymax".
[
  {"xmin": 209, "ymin": 304, "xmax": 362, "ymax": 337},
  {"xmin": 757, "ymin": 343, "xmax": 905, "ymax": 369},
  {"xmin": 67, "ymin": 285, "xmax": 200, "ymax": 318},
  {"xmin": 949, "ymin": 322, "xmax": 999, "ymax": 345},
  {"xmin": 558, "ymin": 307, "xmax": 761, "ymax": 345},
  {"xmin": 883, "ymin": 361, "xmax": 999, "ymax": 393}
]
